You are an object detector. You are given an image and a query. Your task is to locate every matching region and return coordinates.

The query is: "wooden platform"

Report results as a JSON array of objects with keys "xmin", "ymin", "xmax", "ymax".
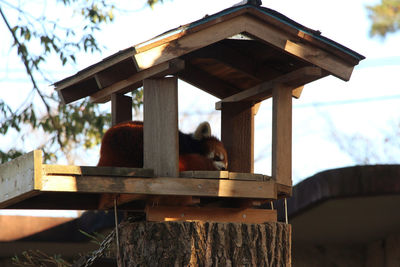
[{"xmin": 0, "ymin": 151, "xmax": 287, "ymax": 214}]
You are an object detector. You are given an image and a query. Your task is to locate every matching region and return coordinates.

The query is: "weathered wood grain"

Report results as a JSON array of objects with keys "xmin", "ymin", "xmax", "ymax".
[
  {"xmin": 244, "ymin": 16, "xmax": 354, "ymax": 81},
  {"xmin": 39, "ymin": 175, "xmax": 277, "ymax": 199},
  {"xmin": 0, "ymin": 150, "xmax": 42, "ymax": 208},
  {"xmin": 272, "ymin": 85, "xmax": 292, "ymax": 187},
  {"xmin": 221, "ymin": 102, "xmax": 255, "ymax": 173},
  {"xmin": 42, "ymin": 164, "xmax": 154, "ymax": 177},
  {"xmin": 179, "ymin": 170, "xmax": 229, "ymax": 179},
  {"xmin": 133, "ymin": 16, "xmax": 247, "ymax": 70},
  {"xmin": 118, "ymin": 221, "xmax": 291, "ymax": 266},
  {"xmin": 143, "ymin": 77, "xmax": 179, "ymax": 177}
]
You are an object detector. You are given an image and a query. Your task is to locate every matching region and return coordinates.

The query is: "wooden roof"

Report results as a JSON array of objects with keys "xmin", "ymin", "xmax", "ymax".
[{"xmin": 54, "ymin": 4, "xmax": 365, "ymax": 104}]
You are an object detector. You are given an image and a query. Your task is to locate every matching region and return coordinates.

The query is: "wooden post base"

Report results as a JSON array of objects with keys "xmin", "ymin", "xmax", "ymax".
[{"xmin": 118, "ymin": 221, "xmax": 291, "ymax": 266}]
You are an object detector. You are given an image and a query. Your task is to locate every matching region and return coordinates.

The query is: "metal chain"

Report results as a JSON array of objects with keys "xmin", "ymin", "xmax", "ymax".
[
  {"xmin": 72, "ymin": 229, "xmax": 116, "ymax": 267},
  {"xmin": 72, "ymin": 213, "xmax": 145, "ymax": 267}
]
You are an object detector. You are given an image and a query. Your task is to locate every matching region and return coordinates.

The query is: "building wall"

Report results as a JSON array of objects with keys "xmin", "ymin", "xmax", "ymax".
[
  {"xmin": 366, "ymin": 233, "xmax": 400, "ymax": 267},
  {"xmin": 293, "ymin": 244, "xmax": 365, "ymax": 267},
  {"xmin": 293, "ymin": 233, "xmax": 400, "ymax": 267}
]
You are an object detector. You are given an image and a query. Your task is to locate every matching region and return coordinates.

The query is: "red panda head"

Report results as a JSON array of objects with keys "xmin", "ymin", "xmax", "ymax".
[{"xmin": 193, "ymin": 122, "xmax": 228, "ymax": 171}]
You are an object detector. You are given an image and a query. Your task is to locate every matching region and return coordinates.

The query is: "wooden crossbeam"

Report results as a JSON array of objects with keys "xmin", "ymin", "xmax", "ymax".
[
  {"xmin": 0, "ymin": 150, "xmax": 279, "ymax": 210},
  {"xmin": 90, "ymin": 59, "xmax": 184, "ymax": 103},
  {"xmin": 146, "ymin": 206, "xmax": 277, "ymax": 223},
  {"xmin": 179, "ymin": 171, "xmax": 270, "ymax": 181},
  {"xmin": 179, "ymin": 171, "xmax": 229, "ymax": 179},
  {"xmin": 39, "ymin": 176, "xmax": 277, "ymax": 199},
  {"xmin": 215, "ymin": 66, "xmax": 321, "ymax": 110}
]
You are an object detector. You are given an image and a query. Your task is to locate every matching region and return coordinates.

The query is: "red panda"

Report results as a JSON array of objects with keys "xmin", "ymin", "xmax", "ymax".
[{"xmin": 97, "ymin": 121, "xmax": 228, "ymax": 172}]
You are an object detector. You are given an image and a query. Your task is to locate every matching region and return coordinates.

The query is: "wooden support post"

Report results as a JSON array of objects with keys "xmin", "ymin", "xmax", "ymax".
[
  {"xmin": 272, "ymin": 85, "xmax": 292, "ymax": 187},
  {"xmin": 143, "ymin": 77, "xmax": 179, "ymax": 177},
  {"xmin": 221, "ymin": 102, "xmax": 255, "ymax": 173},
  {"xmin": 111, "ymin": 93, "xmax": 132, "ymax": 126}
]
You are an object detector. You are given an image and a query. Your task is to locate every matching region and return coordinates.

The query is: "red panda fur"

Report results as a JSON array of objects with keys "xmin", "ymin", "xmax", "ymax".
[{"xmin": 98, "ymin": 121, "xmax": 227, "ymax": 171}]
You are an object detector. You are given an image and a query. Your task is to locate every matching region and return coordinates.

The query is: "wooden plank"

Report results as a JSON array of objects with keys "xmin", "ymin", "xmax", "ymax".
[
  {"xmin": 57, "ymin": 77, "xmax": 99, "ymax": 104},
  {"xmin": 90, "ymin": 59, "xmax": 184, "ymax": 103},
  {"xmin": 221, "ymin": 102, "xmax": 255, "ymax": 173},
  {"xmin": 54, "ymin": 48, "xmax": 136, "ymax": 91},
  {"xmin": 291, "ymin": 86, "xmax": 304, "ymax": 99},
  {"xmin": 39, "ymin": 176, "xmax": 277, "ymax": 199},
  {"xmin": 284, "ymin": 40, "xmax": 355, "ymax": 81},
  {"xmin": 94, "ymin": 58, "xmax": 138, "ymax": 89},
  {"xmin": 111, "ymin": 93, "xmax": 132, "ymax": 126},
  {"xmin": 0, "ymin": 150, "xmax": 43, "ymax": 208},
  {"xmin": 143, "ymin": 77, "xmax": 179, "ymax": 177},
  {"xmin": 272, "ymin": 85, "xmax": 292, "ymax": 187},
  {"xmin": 42, "ymin": 164, "xmax": 154, "ymax": 177},
  {"xmin": 246, "ymin": 7, "xmax": 363, "ymax": 65},
  {"xmin": 146, "ymin": 206, "xmax": 277, "ymax": 223},
  {"xmin": 179, "ymin": 171, "xmax": 229, "ymax": 179},
  {"xmin": 244, "ymin": 16, "xmax": 355, "ymax": 81},
  {"xmin": 215, "ymin": 67, "xmax": 321, "ymax": 110},
  {"xmin": 133, "ymin": 15, "xmax": 247, "ymax": 70},
  {"xmin": 228, "ymin": 172, "xmax": 266, "ymax": 181}
]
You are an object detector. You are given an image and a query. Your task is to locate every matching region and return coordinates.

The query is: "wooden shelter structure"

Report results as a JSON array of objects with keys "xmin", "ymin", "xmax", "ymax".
[{"xmin": 0, "ymin": 4, "xmax": 364, "ymax": 223}]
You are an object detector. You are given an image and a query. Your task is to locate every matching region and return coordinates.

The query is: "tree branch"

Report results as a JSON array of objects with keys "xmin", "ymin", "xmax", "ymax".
[{"xmin": 0, "ymin": 6, "xmax": 64, "ymax": 151}]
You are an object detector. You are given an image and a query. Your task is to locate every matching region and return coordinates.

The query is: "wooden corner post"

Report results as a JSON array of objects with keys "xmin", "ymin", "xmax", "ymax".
[
  {"xmin": 111, "ymin": 93, "xmax": 132, "ymax": 126},
  {"xmin": 272, "ymin": 85, "xmax": 292, "ymax": 187},
  {"xmin": 221, "ymin": 102, "xmax": 255, "ymax": 173},
  {"xmin": 143, "ymin": 77, "xmax": 179, "ymax": 177}
]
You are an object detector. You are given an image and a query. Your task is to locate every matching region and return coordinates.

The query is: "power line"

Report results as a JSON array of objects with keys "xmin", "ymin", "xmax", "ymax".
[{"xmin": 295, "ymin": 94, "xmax": 400, "ymax": 108}]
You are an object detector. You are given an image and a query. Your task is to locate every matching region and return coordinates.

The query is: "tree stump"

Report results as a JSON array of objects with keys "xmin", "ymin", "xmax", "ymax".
[{"xmin": 117, "ymin": 221, "xmax": 291, "ymax": 266}]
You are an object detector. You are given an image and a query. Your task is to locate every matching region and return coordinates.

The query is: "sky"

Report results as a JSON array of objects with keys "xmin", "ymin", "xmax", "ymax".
[{"xmin": 1, "ymin": 0, "xmax": 400, "ymax": 216}]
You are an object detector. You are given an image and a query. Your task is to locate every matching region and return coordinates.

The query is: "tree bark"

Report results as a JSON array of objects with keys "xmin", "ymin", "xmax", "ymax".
[{"xmin": 118, "ymin": 221, "xmax": 291, "ymax": 266}]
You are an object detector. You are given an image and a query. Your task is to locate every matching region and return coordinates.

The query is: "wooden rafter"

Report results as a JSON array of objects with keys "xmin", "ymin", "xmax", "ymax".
[
  {"xmin": 94, "ymin": 58, "xmax": 138, "ymax": 89},
  {"xmin": 90, "ymin": 59, "xmax": 184, "ymax": 103},
  {"xmin": 186, "ymin": 42, "xmax": 262, "ymax": 82},
  {"xmin": 215, "ymin": 66, "xmax": 322, "ymax": 109},
  {"xmin": 57, "ymin": 77, "xmax": 99, "ymax": 104},
  {"xmin": 242, "ymin": 16, "xmax": 355, "ymax": 81},
  {"xmin": 132, "ymin": 15, "xmax": 354, "ymax": 86},
  {"xmin": 178, "ymin": 62, "xmax": 241, "ymax": 99},
  {"xmin": 133, "ymin": 16, "xmax": 248, "ymax": 71}
]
